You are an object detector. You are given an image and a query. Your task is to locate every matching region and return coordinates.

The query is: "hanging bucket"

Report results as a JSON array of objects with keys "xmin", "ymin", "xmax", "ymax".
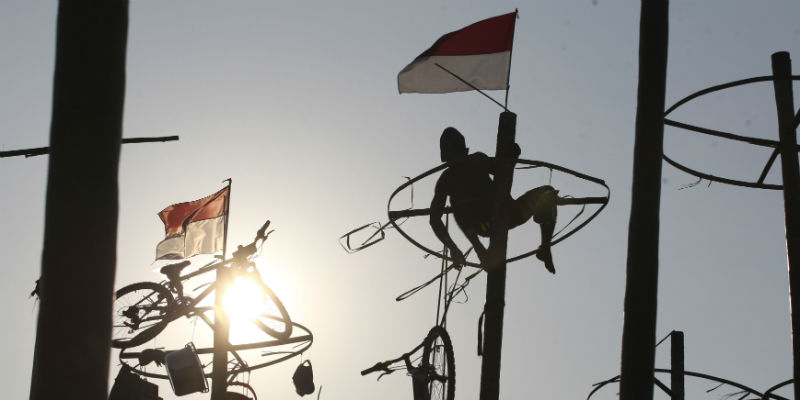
[{"xmin": 165, "ymin": 342, "xmax": 208, "ymax": 396}]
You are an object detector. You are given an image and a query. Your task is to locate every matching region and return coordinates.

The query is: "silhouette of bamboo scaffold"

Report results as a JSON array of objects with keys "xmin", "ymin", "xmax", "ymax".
[
  {"xmin": 661, "ymin": 53, "xmax": 800, "ymax": 400},
  {"xmin": 590, "ymin": 331, "xmax": 792, "ymax": 400}
]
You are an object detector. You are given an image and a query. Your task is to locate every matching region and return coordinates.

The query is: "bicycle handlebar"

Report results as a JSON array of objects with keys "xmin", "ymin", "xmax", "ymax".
[
  {"xmin": 256, "ymin": 220, "xmax": 271, "ymax": 240},
  {"xmin": 230, "ymin": 220, "xmax": 272, "ymax": 262},
  {"xmin": 361, "ymin": 361, "xmax": 392, "ymax": 376}
]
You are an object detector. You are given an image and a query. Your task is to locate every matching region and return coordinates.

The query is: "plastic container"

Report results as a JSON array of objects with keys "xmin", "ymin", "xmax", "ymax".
[{"xmin": 165, "ymin": 342, "xmax": 208, "ymax": 396}]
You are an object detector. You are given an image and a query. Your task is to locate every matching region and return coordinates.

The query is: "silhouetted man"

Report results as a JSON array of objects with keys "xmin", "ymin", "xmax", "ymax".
[{"xmin": 429, "ymin": 127, "xmax": 558, "ymax": 273}]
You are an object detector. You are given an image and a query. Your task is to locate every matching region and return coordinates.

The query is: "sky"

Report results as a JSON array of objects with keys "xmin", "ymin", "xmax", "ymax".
[{"xmin": 2, "ymin": 1, "xmax": 800, "ymax": 399}]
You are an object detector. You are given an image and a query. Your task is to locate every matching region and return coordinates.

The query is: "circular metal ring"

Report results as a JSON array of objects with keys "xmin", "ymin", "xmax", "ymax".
[
  {"xmin": 663, "ymin": 75, "xmax": 800, "ymax": 190},
  {"xmin": 118, "ymin": 318, "xmax": 313, "ymax": 380},
  {"xmin": 387, "ymin": 158, "xmax": 610, "ymax": 267},
  {"xmin": 587, "ymin": 369, "xmax": 789, "ymax": 400}
]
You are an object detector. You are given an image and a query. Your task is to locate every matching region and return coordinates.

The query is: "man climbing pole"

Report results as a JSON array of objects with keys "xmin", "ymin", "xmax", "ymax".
[{"xmin": 429, "ymin": 127, "xmax": 559, "ymax": 273}]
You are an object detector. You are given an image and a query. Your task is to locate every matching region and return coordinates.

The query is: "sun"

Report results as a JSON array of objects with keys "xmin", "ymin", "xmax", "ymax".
[
  {"xmin": 222, "ymin": 276, "xmax": 264, "ymax": 322},
  {"xmin": 221, "ymin": 273, "xmax": 292, "ymax": 345}
]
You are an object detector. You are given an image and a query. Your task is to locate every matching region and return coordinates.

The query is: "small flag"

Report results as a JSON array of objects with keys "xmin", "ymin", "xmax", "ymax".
[
  {"xmin": 397, "ymin": 11, "xmax": 517, "ymax": 94},
  {"xmin": 155, "ymin": 186, "xmax": 229, "ymax": 260}
]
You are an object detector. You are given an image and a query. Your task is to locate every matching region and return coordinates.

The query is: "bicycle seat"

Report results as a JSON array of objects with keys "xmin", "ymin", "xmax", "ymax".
[{"xmin": 160, "ymin": 260, "xmax": 191, "ymax": 280}]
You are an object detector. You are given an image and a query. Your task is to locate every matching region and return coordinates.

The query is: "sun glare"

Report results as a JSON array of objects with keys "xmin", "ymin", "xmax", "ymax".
[
  {"xmin": 221, "ymin": 271, "xmax": 292, "ymax": 345},
  {"xmin": 223, "ymin": 276, "xmax": 264, "ymax": 322}
]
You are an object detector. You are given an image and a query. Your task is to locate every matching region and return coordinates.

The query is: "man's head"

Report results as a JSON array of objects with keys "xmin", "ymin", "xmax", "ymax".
[{"xmin": 440, "ymin": 127, "xmax": 468, "ymax": 162}]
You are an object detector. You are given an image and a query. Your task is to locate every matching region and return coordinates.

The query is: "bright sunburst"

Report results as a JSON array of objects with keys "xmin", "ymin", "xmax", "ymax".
[
  {"xmin": 221, "ymin": 272, "xmax": 291, "ymax": 345},
  {"xmin": 223, "ymin": 276, "xmax": 264, "ymax": 322}
]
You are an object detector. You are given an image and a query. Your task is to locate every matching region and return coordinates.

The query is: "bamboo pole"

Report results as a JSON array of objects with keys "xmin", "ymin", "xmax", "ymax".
[
  {"xmin": 211, "ymin": 180, "xmax": 233, "ymax": 400},
  {"xmin": 479, "ymin": 111, "xmax": 517, "ymax": 400},
  {"xmin": 771, "ymin": 51, "xmax": 800, "ymax": 400},
  {"xmin": 619, "ymin": 1, "xmax": 669, "ymax": 400},
  {"xmin": 29, "ymin": 1, "xmax": 128, "ymax": 399},
  {"xmin": 670, "ymin": 331, "xmax": 684, "ymax": 400},
  {"xmin": 0, "ymin": 136, "xmax": 179, "ymax": 158}
]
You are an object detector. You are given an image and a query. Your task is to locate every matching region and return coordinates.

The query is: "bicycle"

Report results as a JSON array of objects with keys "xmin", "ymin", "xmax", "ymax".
[
  {"xmin": 361, "ymin": 325, "xmax": 455, "ymax": 400},
  {"xmin": 111, "ymin": 220, "xmax": 292, "ymax": 349},
  {"xmin": 360, "ymin": 244, "xmax": 477, "ymax": 400}
]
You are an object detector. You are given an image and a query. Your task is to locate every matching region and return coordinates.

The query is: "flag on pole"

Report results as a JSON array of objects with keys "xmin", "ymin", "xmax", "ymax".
[
  {"xmin": 155, "ymin": 186, "xmax": 230, "ymax": 260},
  {"xmin": 397, "ymin": 11, "xmax": 517, "ymax": 94}
]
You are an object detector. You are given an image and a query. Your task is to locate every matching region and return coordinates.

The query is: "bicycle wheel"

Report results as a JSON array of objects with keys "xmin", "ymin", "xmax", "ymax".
[
  {"xmin": 421, "ymin": 326, "xmax": 455, "ymax": 400},
  {"xmin": 112, "ymin": 282, "xmax": 173, "ymax": 348},
  {"xmin": 249, "ymin": 279, "xmax": 292, "ymax": 340},
  {"xmin": 226, "ymin": 382, "xmax": 257, "ymax": 400}
]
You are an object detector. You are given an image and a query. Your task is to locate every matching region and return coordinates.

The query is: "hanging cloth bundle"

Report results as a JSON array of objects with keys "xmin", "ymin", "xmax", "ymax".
[{"xmin": 292, "ymin": 360, "xmax": 316, "ymax": 396}]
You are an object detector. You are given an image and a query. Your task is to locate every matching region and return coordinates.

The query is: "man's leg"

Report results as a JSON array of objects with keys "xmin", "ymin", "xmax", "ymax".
[
  {"xmin": 515, "ymin": 186, "xmax": 558, "ymax": 273},
  {"xmin": 536, "ymin": 221, "xmax": 556, "ymax": 274}
]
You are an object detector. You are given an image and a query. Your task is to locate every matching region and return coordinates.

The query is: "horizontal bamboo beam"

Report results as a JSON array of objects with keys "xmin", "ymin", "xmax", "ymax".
[{"xmin": 0, "ymin": 135, "xmax": 178, "ymax": 158}]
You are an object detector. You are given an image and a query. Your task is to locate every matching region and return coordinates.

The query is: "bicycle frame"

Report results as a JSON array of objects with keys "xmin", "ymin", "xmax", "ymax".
[
  {"xmin": 143, "ymin": 221, "xmax": 278, "ymax": 333},
  {"xmin": 124, "ymin": 256, "xmax": 258, "ymax": 342}
]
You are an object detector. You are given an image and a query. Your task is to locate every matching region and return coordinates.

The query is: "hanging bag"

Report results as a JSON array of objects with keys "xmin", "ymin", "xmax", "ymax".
[{"xmin": 292, "ymin": 360, "xmax": 315, "ymax": 396}]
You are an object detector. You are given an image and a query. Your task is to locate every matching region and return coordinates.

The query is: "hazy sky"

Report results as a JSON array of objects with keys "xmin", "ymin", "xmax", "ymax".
[{"xmin": 2, "ymin": 1, "xmax": 800, "ymax": 400}]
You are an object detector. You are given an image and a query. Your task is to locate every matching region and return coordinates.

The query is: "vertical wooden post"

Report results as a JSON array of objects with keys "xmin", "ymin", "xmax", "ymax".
[
  {"xmin": 771, "ymin": 51, "xmax": 800, "ymax": 400},
  {"xmin": 479, "ymin": 111, "xmax": 516, "ymax": 400},
  {"xmin": 619, "ymin": 1, "xmax": 668, "ymax": 400},
  {"xmin": 211, "ymin": 267, "xmax": 231, "ymax": 400},
  {"xmin": 211, "ymin": 182, "xmax": 232, "ymax": 400},
  {"xmin": 670, "ymin": 331, "xmax": 684, "ymax": 400},
  {"xmin": 30, "ymin": 1, "xmax": 128, "ymax": 400}
]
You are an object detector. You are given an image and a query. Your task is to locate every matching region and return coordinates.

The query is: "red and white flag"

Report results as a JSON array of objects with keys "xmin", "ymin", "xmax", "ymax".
[
  {"xmin": 397, "ymin": 11, "xmax": 517, "ymax": 94},
  {"xmin": 155, "ymin": 186, "xmax": 229, "ymax": 260}
]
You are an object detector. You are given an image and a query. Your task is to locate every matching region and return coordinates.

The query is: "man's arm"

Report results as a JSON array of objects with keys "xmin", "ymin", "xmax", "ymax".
[
  {"xmin": 430, "ymin": 177, "xmax": 466, "ymax": 265},
  {"xmin": 483, "ymin": 144, "xmax": 520, "ymax": 177},
  {"xmin": 462, "ymin": 230, "xmax": 490, "ymax": 266}
]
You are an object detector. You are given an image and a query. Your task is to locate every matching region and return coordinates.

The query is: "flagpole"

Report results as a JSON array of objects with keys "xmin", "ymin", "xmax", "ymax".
[
  {"xmin": 504, "ymin": 9, "xmax": 518, "ymax": 109},
  {"xmin": 221, "ymin": 178, "xmax": 232, "ymax": 259},
  {"xmin": 211, "ymin": 178, "xmax": 232, "ymax": 400}
]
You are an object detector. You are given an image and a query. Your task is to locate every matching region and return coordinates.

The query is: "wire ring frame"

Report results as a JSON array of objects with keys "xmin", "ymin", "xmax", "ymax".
[
  {"xmin": 664, "ymin": 75, "xmax": 800, "ymax": 190},
  {"xmin": 587, "ymin": 370, "xmax": 791, "ymax": 400},
  {"xmin": 118, "ymin": 318, "xmax": 313, "ymax": 380},
  {"xmin": 386, "ymin": 158, "xmax": 610, "ymax": 267}
]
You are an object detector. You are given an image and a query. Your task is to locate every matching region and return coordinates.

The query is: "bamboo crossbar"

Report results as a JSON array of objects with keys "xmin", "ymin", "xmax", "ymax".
[{"xmin": 0, "ymin": 135, "xmax": 179, "ymax": 158}]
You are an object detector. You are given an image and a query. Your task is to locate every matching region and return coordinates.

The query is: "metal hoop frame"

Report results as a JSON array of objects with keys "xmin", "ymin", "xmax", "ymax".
[
  {"xmin": 587, "ymin": 369, "xmax": 791, "ymax": 400},
  {"xmin": 118, "ymin": 318, "xmax": 313, "ymax": 380},
  {"xmin": 663, "ymin": 75, "xmax": 800, "ymax": 190},
  {"xmin": 386, "ymin": 158, "xmax": 610, "ymax": 267}
]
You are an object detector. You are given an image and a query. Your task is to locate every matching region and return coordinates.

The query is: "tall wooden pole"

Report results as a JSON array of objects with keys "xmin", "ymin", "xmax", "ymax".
[
  {"xmin": 771, "ymin": 51, "xmax": 800, "ymax": 400},
  {"xmin": 670, "ymin": 331, "xmax": 684, "ymax": 400},
  {"xmin": 211, "ymin": 182, "xmax": 232, "ymax": 400},
  {"xmin": 211, "ymin": 266, "xmax": 231, "ymax": 400},
  {"xmin": 619, "ymin": 1, "xmax": 668, "ymax": 400},
  {"xmin": 479, "ymin": 111, "xmax": 517, "ymax": 400},
  {"xmin": 30, "ymin": 1, "xmax": 128, "ymax": 399}
]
